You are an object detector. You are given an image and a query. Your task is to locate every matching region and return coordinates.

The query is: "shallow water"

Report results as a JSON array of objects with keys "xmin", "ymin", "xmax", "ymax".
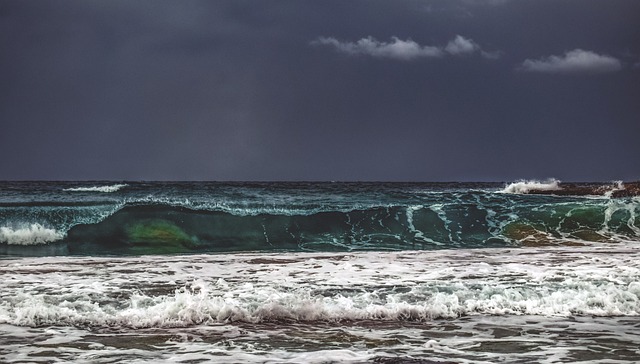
[
  {"xmin": 2, "ymin": 316, "xmax": 639, "ymax": 363},
  {"xmin": 2, "ymin": 245, "xmax": 639, "ymax": 363}
]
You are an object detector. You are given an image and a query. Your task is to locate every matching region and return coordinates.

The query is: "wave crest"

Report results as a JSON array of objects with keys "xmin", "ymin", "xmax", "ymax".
[
  {"xmin": 501, "ymin": 179, "xmax": 561, "ymax": 194},
  {"xmin": 63, "ymin": 184, "xmax": 128, "ymax": 193},
  {"xmin": 4, "ymin": 279, "xmax": 640, "ymax": 328},
  {"xmin": 0, "ymin": 224, "xmax": 65, "ymax": 245}
]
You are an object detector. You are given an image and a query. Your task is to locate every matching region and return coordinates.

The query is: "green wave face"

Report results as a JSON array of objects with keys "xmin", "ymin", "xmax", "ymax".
[
  {"xmin": 0, "ymin": 198, "xmax": 635, "ymax": 256},
  {"xmin": 1, "ymin": 181, "xmax": 638, "ymax": 256},
  {"xmin": 125, "ymin": 219, "xmax": 200, "ymax": 254}
]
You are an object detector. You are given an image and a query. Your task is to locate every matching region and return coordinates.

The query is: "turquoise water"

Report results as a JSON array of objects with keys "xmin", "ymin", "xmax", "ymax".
[
  {"xmin": 1, "ymin": 182, "xmax": 639, "ymax": 363},
  {"xmin": 1, "ymin": 182, "xmax": 638, "ymax": 255}
]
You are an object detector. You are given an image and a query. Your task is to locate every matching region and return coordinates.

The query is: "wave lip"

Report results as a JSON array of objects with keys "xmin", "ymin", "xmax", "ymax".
[
  {"xmin": 0, "ymin": 224, "xmax": 65, "ymax": 245},
  {"xmin": 501, "ymin": 179, "xmax": 561, "ymax": 194},
  {"xmin": 63, "ymin": 184, "xmax": 128, "ymax": 193}
]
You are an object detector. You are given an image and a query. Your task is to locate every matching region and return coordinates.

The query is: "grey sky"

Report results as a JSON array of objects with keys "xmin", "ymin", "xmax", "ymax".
[{"xmin": 1, "ymin": 0, "xmax": 639, "ymax": 181}]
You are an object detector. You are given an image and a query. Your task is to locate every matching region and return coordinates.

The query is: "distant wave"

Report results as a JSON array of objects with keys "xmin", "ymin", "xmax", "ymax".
[
  {"xmin": 501, "ymin": 179, "xmax": 561, "ymax": 194},
  {"xmin": 64, "ymin": 184, "xmax": 128, "ymax": 193},
  {"xmin": 0, "ymin": 224, "xmax": 64, "ymax": 245}
]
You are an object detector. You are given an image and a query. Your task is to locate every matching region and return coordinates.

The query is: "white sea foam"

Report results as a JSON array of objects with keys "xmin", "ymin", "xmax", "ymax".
[
  {"xmin": 405, "ymin": 205, "xmax": 440, "ymax": 245},
  {"xmin": 0, "ymin": 322, "xmax": 377, "ymax": 364},
  {"xmin": 0, "ymin": 224, "xmax": 64, "ymax": 245},
  {"xmin": 1, "ymin": 246, "xmax": 639, "ymax": 327},
  {"xmin": 64, "ymin": 184, "xmax": 128, "ymax": 193},
  {"xmin": 2, "ymin": 316, "xmax": 637, "ymax": 364},
  {"xmin": 2, "ymin": 247, "xmax": 640, "ymax": 363},
  {"xmin": 601, "ymin": 197, "xmax": 640, "ymax": 237},
  {"xmin": 161, "ymin": 284, "xmax": 633, "ymax": 319},
  {"xmin": 5, "ymin": 278, "xmax": 638, "ymax": 328},
  {"xmin": 603, "ymin": 180, "xmax": 625, "ymax": 198},
  {"xmin": 501, "ymin": 179, "xmax": 561, "ymax": 194}
]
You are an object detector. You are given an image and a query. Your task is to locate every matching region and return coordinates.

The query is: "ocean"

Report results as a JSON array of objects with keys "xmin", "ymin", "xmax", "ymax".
[{"xmin": 1, "ymin": 181, "xmax": 639, "ymax": 363}]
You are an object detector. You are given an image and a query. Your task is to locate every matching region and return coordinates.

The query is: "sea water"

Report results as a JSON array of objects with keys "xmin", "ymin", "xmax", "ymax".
[{"xmin": 1, "ymin": 181, "xmax": 639, "ymax": 363}]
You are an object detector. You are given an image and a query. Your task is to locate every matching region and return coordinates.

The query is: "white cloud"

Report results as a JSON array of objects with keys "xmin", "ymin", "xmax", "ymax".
[
  {"xmin": 520, "ymin": 49, "xmax": 622, "ymax": 74},
  {"xmin": 481, "ymin": 50, "xmax": 503, "ymax": 60},
  {"xmin": 312, "ymin": 36, "xmax": 443, "ymax": 60},
  {"xmin": 313, "ymin": 35, "xmax": 501, "ymax": 61},
  {"xmin": 444, "ymin": 35, "xmax": 480, "ymax": 55}
]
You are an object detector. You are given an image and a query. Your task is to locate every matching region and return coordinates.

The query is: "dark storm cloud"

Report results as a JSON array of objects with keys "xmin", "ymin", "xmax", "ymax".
[{"xmin": 1, "ymin": 0, "xmax": 639, "ymax": 181}]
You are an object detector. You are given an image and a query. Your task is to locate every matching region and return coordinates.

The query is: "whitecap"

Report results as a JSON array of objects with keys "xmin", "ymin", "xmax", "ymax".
[
  {"xmin": 63, "ymin": 184, "xmax": 128, "ymax": 193},
  {"xmin": 501, "ymin": 179, "xmax": 561, "ymax": 194},
  {"xmin": 0, "ymin": 224, "xmax": 65, "ymax": 245}
]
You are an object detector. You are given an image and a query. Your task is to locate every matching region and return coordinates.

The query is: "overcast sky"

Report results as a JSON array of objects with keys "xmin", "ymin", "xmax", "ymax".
[{"xmin": 1, "ymin": 0, "xmax": 639, "ymax": 181}]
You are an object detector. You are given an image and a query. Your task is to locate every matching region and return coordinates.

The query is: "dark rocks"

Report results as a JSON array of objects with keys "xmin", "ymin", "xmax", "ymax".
[
  {"xmin": 525, "ymin": 182, "xmax": 640, "ymax": 198},
  {"xmin": 611, "ymin": 182, "xmax": 640, "ymax": 197}
]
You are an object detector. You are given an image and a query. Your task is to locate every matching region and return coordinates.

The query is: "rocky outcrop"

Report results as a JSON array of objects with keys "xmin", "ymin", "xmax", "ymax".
[{"xmin": 525, "ymin": 182, "xmax": 640, "ymax": 198}]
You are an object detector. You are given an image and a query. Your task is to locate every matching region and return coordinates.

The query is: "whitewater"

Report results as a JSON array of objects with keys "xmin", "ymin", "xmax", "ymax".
[{"xmin": 1, "ymin": 181, "xmax": 639, "ymax": 363}]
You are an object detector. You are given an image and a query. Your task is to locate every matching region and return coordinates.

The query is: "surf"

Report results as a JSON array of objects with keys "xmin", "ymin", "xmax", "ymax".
[
  {"xmin": 1, "ymin": 182, "xmax": 639, "ymax": 256},
  {"xmin": 2, "ymin": 248, "xmax": 639, "ymax": 328}
]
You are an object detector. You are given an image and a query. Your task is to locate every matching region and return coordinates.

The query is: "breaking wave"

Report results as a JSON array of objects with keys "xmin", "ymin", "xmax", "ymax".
[
  {"xmin": 63, "ymin": 184, "xmax": 128, "ymax": 193},
  {"xmin": 501, "ymin": 179, "xmax": 561, "ymax": 194},
  {"xmin": 3, "ymin": 278, "xmax": 639, "ymax": 328},
  {"xmin": 0, "ymin": 224, "xmax": 64, "ymax": 245},
  {"xmin": 2, "ymin": 182, "xmax": 639, "ymax": 255}
]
